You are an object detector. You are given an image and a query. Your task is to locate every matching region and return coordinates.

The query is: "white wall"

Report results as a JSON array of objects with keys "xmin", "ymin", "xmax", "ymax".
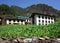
[
  {"xmin": 34, "ymin": 15, "xmax": 54, "ymax": 25},
  {"xmin": 34, "ymin": 15, "xmax": 39, "ymax": 25},
  {"xmin": 6, "ymin": 20, "xmax": 25, "ymax": 25},
  {"xmin": 0, "ymin": 19, "xmax": 1, "ymax": 21},
  {"xmin": 6, "ymin": 20, "xmax": 9, "ymax": 24},
  {"xmin": 30, "ymin": 18, "xmax": 32, "ymax": 24},
  {"xmin": 25, "ymin": 19, "xmax": 31, "ymax": 23}
]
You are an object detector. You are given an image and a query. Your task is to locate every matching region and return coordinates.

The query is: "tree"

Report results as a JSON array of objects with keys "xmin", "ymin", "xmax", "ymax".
[{"xmin": 0, "ymin": 4, "xmax": 15, "ymax": 25}]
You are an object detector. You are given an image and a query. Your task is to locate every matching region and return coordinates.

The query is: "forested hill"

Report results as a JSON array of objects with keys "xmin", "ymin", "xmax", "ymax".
[
  {"xmin": 0, "ymin": 4, "xmax": 60, "ymax": 19},
  {"xmin": 11, "ymin": 6, "xmax": 27, "ymax": 16},
  {"xmin": 26, "ymin": 4, "xmax": 58, "ymax": 16}
]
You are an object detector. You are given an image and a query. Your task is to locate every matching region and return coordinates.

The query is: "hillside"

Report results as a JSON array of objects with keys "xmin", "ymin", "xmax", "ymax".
[
  {"xmin": 26, "ymin": 4, "xmax": 58, "ymax": 16},
  {"xmin": 11, "ymin": 6, "xmax": 27, "ymax": 16},
  {"xmin": 0, "ymin": 4, "xmax": 60, "ymax": 19},
  {"xmin": 11, "ymin": 4, "xmax": 60, "ymax": 18}
]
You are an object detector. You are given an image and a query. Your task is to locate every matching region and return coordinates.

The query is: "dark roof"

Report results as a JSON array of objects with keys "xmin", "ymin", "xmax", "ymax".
[{"xmin": 30, "ymin": 13, "xmax": 55, "ymax": 17}]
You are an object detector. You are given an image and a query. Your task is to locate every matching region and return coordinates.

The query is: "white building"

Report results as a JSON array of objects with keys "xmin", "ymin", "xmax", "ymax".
[
  {"xmin": 18, "ymin": 16, "xmax": 31, "ymax": 24},
  {"xmin": 0, "ymin": 15, "xmax": 31, "ymax": 25},
  {"xmin": 30, "ymin": 13, "xmax": 55, "ymax": 25},
  {"xmin": 6, "ymin": 18, "xmax": 25, "ymax": 25},
  {"xmin": 0, "ymin": 17, "xmax": 2, "ymax": 25}
]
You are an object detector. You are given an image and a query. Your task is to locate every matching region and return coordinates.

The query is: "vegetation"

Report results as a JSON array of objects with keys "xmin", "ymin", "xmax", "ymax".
[
  {"xmin": 0, "ymin": 4, "xmax": 60, "ymax": 39},
  {"xmin": 0, "ymin": 21, "xmax": 60, "ymax": 39},
  {"xmin": 0, "ymin": 4, "xmax": 15, "ymax": 15},
  {"xmin": 0, "ymin": 4, "xmax": 60, "ymax": 18}
]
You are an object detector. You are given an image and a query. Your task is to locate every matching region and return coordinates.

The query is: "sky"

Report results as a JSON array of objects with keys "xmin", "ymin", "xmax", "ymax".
[{"xmin": 0, "ymin": 0, "xmax": 60, "ymax": 10}]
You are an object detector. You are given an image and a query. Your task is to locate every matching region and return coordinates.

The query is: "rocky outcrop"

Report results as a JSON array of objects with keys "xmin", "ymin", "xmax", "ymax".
[{"xmin": 0, "ymin": 37, "xmax": 60, "ymax": 43}]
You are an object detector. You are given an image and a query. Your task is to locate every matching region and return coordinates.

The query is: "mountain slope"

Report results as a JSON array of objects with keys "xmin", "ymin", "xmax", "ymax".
[
  {"xmin": 10, "ymin": 4, "xmax": 60, "ymax": 18},
  {"xmin": 11, "ymin": 6, "xmax": 27, "ymax": 16},
  {"xmin": 26, "ymin": 4, "xmax": 58, "ymax": 16}
]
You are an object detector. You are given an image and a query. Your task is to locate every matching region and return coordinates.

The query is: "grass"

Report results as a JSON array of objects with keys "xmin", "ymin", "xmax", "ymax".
[{"xmin": 0, "ymin": 21, "xmax": 60, "ymax": 39}]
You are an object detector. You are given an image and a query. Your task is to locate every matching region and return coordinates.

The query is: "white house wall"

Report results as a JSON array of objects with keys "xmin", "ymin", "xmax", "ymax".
[
  {"xmin": 19, "ymin": 21, "xmax": 21, "ymax": 25},
  {"xmin": 34, "ymin": 15, "xmax": 39, "ymax": 25},
  {"xmin": 6, "ymin": 20, "xmax": 25, "ymax": 25},
  {"xmin": 6, "ymin": 20, "xmax": 9, "ymax": 24},
  {"xmin": 11, "ymin": 20, "xmax": 13, "ymax": 24},
  {"xmin": 0, "ymin": 19, "xmax": 1, "ymax": 21},
  {"xmin": 33, "ymin": 15, "xmax": 54, "ymax": 25}
]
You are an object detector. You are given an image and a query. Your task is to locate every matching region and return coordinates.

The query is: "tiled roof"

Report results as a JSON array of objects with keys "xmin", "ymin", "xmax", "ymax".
[{"xmin": 18, "ymin": 16, "xmax": 29, "ymax": 19}]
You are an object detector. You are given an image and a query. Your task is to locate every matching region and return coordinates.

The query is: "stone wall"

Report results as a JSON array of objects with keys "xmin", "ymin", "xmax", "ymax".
[{"xmin": 0, "ymin": 37, "xmax": 60, "ymax": 43}]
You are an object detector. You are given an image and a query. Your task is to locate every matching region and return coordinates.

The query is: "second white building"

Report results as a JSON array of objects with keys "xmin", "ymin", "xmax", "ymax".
[{"xmin": 30, "ymin": 13, "xmax": 55, "ymax": 25}]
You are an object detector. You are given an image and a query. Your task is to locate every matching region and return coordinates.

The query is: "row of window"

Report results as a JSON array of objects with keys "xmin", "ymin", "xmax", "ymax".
[
  {"xmin": 9, "ymin": 23, "xmax": 24, "ymax": 24},
  {"xmin": 39, "ymin": 22, "xmax": 54, "ymax": 25},
  {"xmin": 39, "ymin": 20, "xmax": 53, "ymax": 23},
  {"xmin": 39, "ymin": 23, "xmax": 47, "ymax": 25},
  {"xmin": 38, "ymin": 16, "xmax": 53, "ymax": 20},
  {"xmin": 7, "ymin": 20, "xmax": 24, "ymax": 22},
  {"xmin": 38, "ymin": 20, "xmax": 54, "ymax": 24}
]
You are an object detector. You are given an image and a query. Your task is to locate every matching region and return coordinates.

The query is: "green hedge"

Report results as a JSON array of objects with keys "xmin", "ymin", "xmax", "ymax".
[{"xmin": 0, "ymin": 21, "xmax": 60, "ymax": 39}]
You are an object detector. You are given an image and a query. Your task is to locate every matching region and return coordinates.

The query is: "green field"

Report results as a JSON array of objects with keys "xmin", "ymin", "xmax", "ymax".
[{"xmin": 0, "ymin": 21, "xmax": 60, "ymax": 39}]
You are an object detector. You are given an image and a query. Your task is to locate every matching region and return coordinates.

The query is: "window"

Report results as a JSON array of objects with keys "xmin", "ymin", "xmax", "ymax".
[
  {"xmin": 38, "ymin": 16, "xmax": 40, "ymax": 18},
  {"xmin": 46, "ymin": 21, "xmax": 47, "ymax": 22},
  {"xmin": 45, "ymin": 21, "xmax": 47, "ymax": 23},
  {"xmin": 45, "ymin": 16, "xmax": 47, "ymax": 19},
  {"xmin": 42, "ymin": 16, "xmax": 44, "ymax": 19},
  {"xmin": 9, "ymin": 23, "xmax": 11, "ymax": 24},
  {"xmin": 17, "ymin": 20, "xmax": 19, "ymax": 22},
  {"xmin": 42, "ymin": 20, "xmax": 44, "ymax": 25},
  {"xmin": 51, "ymin": 17, "xmax": 53, "ymax": 20},
  {"xmin": 48, "ymin": 17, "xmax": 50, "ymax": 19},
  {"xmin": 42, "ymin": 20, "xmax": 44, "ymax": 23},
  {"xmin": 39, "ymin": 20, "xmax": 40, "ymax": 22},
  {"xmin": 21, "ymin": 20, "xmax": 23, "ymax": 22},
  {"xmin": 48, "ymin": 21, "xmax": 50, "ymax": 23}
]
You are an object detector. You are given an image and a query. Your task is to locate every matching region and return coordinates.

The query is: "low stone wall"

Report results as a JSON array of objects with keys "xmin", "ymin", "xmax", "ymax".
[{"xmin": 0, "ymin": 37, "xmax": 60, "ymax": 43}]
